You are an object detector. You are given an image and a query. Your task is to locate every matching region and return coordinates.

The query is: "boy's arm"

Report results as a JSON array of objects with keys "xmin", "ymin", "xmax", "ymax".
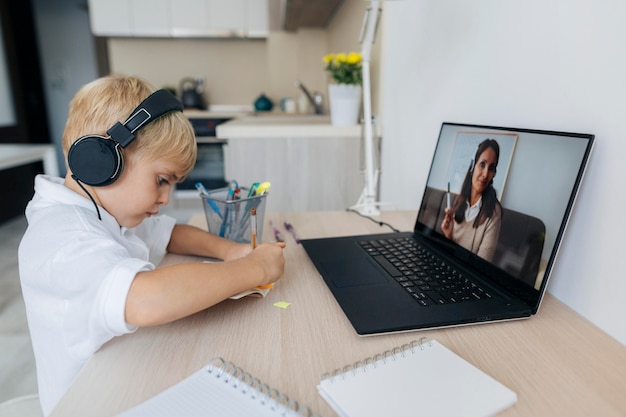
[
  {"xmin": 166, "ymin": 224, "xmax": 250, "ymax": 261},
  {"xmin": 126, "ymin": 240, "xmax": 285, "ymax": 327}
]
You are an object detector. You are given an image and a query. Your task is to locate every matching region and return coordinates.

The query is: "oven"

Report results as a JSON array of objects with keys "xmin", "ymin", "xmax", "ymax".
[{"xmin": 176, "ymin": 116, "xmax": 231, "ymax": 195}]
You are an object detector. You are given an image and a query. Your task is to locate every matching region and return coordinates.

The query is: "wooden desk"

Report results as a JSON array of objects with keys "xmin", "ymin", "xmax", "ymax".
[{"xmin": 51, "ymin": 211, "xmax": 626, "ymax": 417}]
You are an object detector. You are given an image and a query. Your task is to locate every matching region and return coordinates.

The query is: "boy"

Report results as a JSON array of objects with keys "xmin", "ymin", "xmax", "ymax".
[{"xmin": 18, "ymin": 75, "xmax": 286, "ymax": 416}]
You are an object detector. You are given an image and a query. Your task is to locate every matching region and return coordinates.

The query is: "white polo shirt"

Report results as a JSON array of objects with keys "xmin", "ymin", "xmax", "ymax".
[{"xmin": 18, "ymin": 175, "xmax": 176, "ymax": 416}]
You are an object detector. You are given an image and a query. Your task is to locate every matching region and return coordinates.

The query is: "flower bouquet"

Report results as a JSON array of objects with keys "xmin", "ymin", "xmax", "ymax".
[
  {"xmin": 323, "ymin": 52, "xmax": 363, "ymax": 85},
  {"xmin": 323, "ymin": 52, "xmax": 363, "ymax": 125}
]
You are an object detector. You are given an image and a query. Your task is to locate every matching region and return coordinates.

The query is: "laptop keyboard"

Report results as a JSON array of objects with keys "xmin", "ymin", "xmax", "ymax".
[{"xmin": 358, "ymin": 237, "xmax": 493, "ymax": 307}]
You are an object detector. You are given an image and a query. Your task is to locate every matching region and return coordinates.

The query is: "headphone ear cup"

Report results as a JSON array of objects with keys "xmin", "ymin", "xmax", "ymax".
[{"xmin": 68, "ymin": 135, "xmax": 124, "ymax": 187}]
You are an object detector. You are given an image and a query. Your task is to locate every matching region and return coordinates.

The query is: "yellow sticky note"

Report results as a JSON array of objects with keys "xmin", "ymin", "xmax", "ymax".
[{"xmin": 273, "ymin": 301, "xmax": 291, "ymax": 309}]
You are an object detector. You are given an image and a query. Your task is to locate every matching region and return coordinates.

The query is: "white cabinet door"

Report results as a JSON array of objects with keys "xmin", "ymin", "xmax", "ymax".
[
  {"xmin": 171, "ymin": 0, "xmax": 210, "ymax": 37},
  {"xmin": 208, "ymin": 0, "xmax": 246, "ymax": 36},
  {"xmin": 247, "ymin": 0, "xmax": 269, "ymax": 38},
  {"xmin": 226, "ymin": 136, "xmax": 362, "ymax": 212},
  {"xmin": 88, "ymin": 0, "xmax": 268, "ymax": 38},
  {"xmin": 88, "ymin": 0, "xmax": 132, "ymax": 36},
  {"xmin": 131, "ymin": 0, "xmax": 170, "ymax": 36}
]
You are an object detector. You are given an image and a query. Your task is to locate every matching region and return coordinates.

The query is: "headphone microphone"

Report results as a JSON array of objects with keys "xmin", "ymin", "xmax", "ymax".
[{"xmin": 68, "ymin": 89, "xmax": 183, "ymax": 187}]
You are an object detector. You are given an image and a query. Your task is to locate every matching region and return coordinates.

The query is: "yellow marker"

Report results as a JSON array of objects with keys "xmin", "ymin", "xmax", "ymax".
[{"xmin": 255, "ymin": 181, "xmax": 271, "ymax": 195}]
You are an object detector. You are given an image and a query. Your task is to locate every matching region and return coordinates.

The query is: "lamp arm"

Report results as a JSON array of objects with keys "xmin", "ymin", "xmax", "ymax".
[{"xmin": 352, "ymin": 1, "xmax": 382, "ymax": 216}]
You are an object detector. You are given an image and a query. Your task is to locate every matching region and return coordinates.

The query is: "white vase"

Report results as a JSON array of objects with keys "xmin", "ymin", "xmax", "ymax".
[{"xmin": 328, "ymin": 84, "xmax": 362, "ymax": 126}]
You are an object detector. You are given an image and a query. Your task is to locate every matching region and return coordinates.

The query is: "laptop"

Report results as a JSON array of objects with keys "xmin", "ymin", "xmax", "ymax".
[{"xmin": 302, "ymin": 122, "xmax": 594, "ymax": 336}]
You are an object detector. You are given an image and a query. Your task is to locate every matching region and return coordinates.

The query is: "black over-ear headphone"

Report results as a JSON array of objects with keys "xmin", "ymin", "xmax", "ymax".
[{"xmin": 68, "ymin": 89, "xmax": 183, "ymax": 187}]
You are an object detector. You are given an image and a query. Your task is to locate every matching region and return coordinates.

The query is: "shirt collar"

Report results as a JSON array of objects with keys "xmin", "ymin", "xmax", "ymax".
[
  {"xmin": 465, "ymin": 196, "xmax": 482, "ymax": 222},
  {"xmin": 32, "ymin": 175, "xmax": 121, "ymax": 230}
]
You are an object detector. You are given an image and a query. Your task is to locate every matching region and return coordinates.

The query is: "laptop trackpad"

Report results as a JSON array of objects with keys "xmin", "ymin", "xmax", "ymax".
[{"xmin": 320, "ymin": 258, "xmax": 387, "ymax": 287}]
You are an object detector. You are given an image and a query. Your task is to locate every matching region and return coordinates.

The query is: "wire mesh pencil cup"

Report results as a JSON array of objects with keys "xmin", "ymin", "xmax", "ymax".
[{"xmin": 201, "ymin": 187, "xmax": 267, "ymax": 243}]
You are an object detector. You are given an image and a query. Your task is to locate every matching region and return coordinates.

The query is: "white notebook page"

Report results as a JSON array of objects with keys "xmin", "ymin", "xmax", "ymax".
[
  {"xmin": 116, "ymin": 364, "xmax": 303, "ymax": 417},
  {"xmin": 318, "ymin": 340, "xmax": 517, "ymax": 417}
]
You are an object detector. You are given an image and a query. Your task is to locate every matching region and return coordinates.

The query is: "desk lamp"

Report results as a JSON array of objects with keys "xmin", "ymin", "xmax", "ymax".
[{"xmin": 350, "ymin": 0, "xmax": 384, "ymax": 216}]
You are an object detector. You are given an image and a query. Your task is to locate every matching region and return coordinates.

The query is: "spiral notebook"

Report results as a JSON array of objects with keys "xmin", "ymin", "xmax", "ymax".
[
  {"xmin": 318, "ymin": 338, "xmax": 517, "ymax": 417},
  {"xmin": 116, "ymin": 358, "xmax": 316, "ymax": 417}
]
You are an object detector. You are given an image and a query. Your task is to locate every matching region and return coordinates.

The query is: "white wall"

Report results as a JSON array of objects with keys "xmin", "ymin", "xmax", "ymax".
[{"xmin": 379, "ymin": 0, "xmax": 626, "ymax": 345}]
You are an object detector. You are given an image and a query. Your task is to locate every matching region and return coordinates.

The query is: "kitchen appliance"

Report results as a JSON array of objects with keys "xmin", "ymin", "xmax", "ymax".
[
  {"xmin": 179, "ymin": 77, "xmax": 206, "ymax": 110},
  {"xmin": 176, "ymin": 116, "xmax": 231, "ymax": 193},
  {"xmin": 253, "ymin": 93, "xmax": 273, "ymax": 111}
]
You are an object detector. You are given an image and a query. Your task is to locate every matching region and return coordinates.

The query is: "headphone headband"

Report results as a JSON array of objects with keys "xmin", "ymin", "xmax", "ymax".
[{"xmin": 107, "ymin": 89, "xmax": 183, "ymax": 147}]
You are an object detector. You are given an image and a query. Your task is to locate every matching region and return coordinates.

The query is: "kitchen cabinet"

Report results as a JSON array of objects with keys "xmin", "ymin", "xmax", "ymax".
[
  {"xmin": 208, "ymin": 0, "xmax": 246, "ymax": 36},
  {"xmin": 87, "ymin": 0, "xmax": 268, "ymax": 38},
  {"xmin": 171, "ymin": 0, "xmax": 210, "ymax": 37},
  {"xmin": 0, "ymin": 144, "xmax": 60, "ymax": 223},
  {"xmin": 217, "ymin": 115, "xmax": 364, "ymax": 212},
  {"xmin": 224, "ymin": 135, "xmax": 363, "ymax": 213},
  {"xmin": 131, "ymin": 0, "xmax": 170, "ymax": 36},
  {"xmin": 245, "ymin": 0, "xmax": 270, "ymax": 38},
  {"xmin": 88, "ymin": 0, "xmax": 132, "ymax": 36}
]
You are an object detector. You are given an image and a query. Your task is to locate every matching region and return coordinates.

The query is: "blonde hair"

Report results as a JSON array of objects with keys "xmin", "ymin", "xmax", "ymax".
[{"xmin": 62, "ymin": 74, "xmax": 197, "ymax": 177}]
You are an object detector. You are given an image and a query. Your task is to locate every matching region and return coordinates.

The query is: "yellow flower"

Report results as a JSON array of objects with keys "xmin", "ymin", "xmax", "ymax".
[
  {"xmin": 323, "ymin": 51, "xmax": 362, "ymax": 85},
  {"xmin": 346, "ymin": 52, "xmax": 362, "ymax": 64}
]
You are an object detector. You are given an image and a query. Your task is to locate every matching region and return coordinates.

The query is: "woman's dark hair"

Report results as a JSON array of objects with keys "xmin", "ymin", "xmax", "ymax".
[{"xmin": 452, "ymin": 139, "xmax": 501, "ymax": 227}]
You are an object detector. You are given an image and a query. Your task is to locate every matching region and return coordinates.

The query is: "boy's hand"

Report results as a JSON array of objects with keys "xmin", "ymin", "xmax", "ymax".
[{"xmin": 247, "ymin": 242, "xmax": 286, "ymax": 286}]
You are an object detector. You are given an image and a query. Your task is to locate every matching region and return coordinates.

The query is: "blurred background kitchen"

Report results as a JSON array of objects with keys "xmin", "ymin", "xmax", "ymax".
[{"xmin": 1, "ymin": 0, "xmax": 381, "ymax": 223}]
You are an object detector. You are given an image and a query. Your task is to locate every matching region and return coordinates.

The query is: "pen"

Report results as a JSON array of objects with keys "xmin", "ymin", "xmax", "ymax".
[
  {"xmin": 250, "ymin": 208, "xmax": 273, "ymax": 290},
  {"xmin": 447, "ymin": 181, "xmax": 451, "ymax": 210},
  {"xmin": 195, "ymin": 181, "xmax": 209, "ymax": 196},
  {"xmin": 284, "ymin": 221, "xmax": 300, "ymax": 244},
  {"xmin": 220, "ymin": 180, "xmax": 239, "ymax": 237},
  {"xmin": 234, "ymin": 183, "xmax": 261, "ymax": 241},
  {"xmin": 196, "ymin": 182, "xmax": 222, "ymax": 219},
  {"xmin": 226, "ymin": 180, "xmax": 238, "ymax": 201},
  {"xmin": 247, "ymin": 182, "xmax": 260, "ymax": 197},
  {"xmin": 250, "ymin": 207, "xmax": 257, "ymax": 249},
  {"xmin": 269, "ymin": 219, "xmax": 284, "ymax": 242}
]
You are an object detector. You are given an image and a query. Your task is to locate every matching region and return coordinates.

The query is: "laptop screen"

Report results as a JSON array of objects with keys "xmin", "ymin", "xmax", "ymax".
[{"xmin": 416, "ymin": 123, "xmax": 594, "ymax": 305}]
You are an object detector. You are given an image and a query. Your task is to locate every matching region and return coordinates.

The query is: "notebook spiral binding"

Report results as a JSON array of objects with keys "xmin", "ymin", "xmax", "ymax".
[
  {"xmin": 207, "ymin": 358, "xmax": 320, "ymax": 417},
  {"xmin": 321, "ymin": 337, "xmax": 433, "ymax": 383}
]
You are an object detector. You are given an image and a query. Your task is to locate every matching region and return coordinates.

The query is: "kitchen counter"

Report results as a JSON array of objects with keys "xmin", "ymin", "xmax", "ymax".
[
  {"xmin": 213, "ymin": 113, "xmax": 364, "ymax": 212},
  {"xmin": 186, "ymin": 111, "xmax": 365, "ymax": 211},
  {"xmin": 0, "ymin": 144, "xmax": 59, "ymax": 176},
  {"xmin": 216, "ymin": 114, "xmax": 362, "ymax": 139}
]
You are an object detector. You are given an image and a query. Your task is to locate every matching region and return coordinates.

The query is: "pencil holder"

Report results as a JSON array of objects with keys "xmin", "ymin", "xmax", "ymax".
[{"xmin": 201, "ymin": 187, "xmax": 267, "ymax": 243}]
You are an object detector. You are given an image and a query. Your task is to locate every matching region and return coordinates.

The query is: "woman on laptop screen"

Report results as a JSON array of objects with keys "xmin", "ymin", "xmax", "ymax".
[{"xmin": 441, "ymin": 139, "xmax": 502, "ymax": 261}]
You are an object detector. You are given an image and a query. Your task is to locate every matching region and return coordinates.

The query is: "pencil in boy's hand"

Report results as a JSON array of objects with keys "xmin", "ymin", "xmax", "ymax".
[
  {"xmin": 250, "ymin": 208, "xmax": 257, "ymax": 249},
  {"xmin": 250, "ymin": 208, "xmax": 273, "ymax": 291}
]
